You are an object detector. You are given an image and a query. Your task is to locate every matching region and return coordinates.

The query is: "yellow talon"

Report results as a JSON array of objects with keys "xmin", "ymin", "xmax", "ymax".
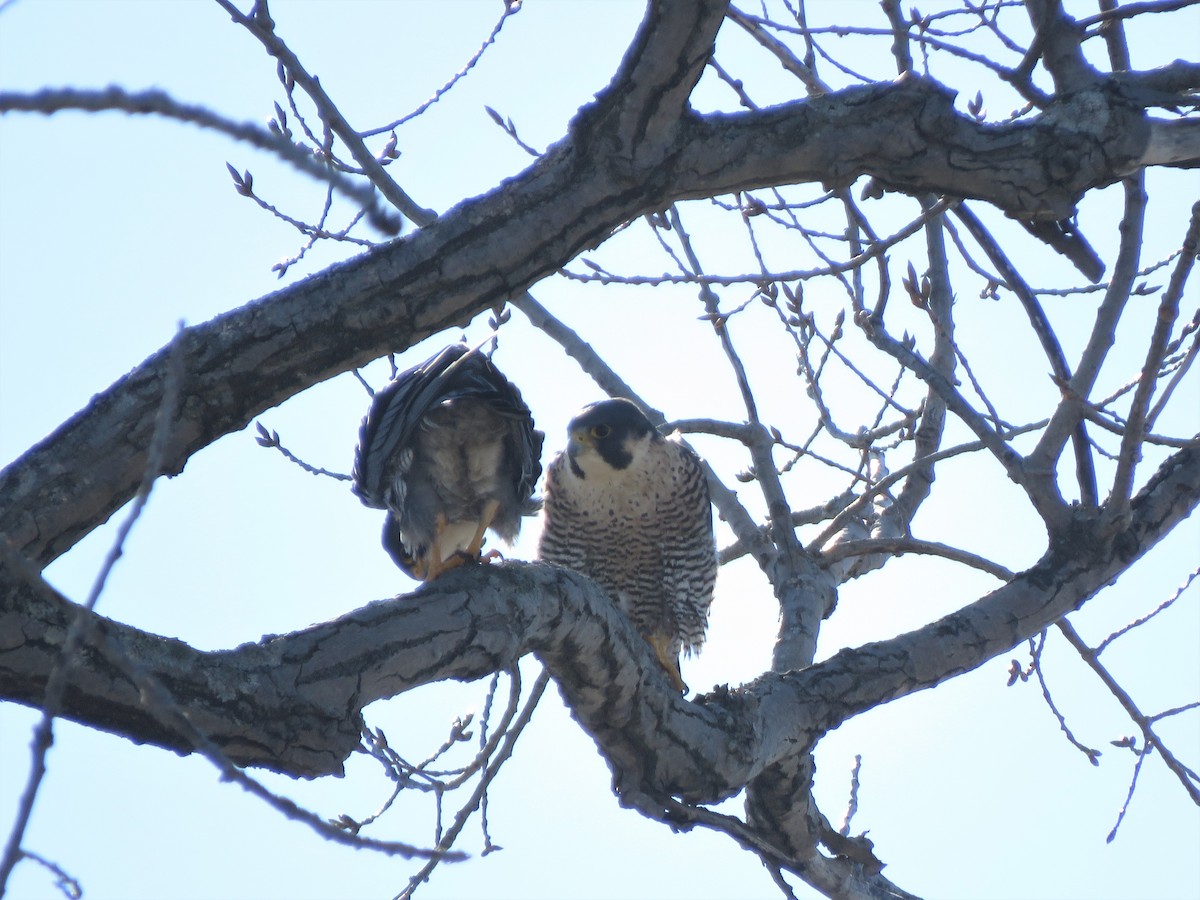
[
  {"xmin": 647, "ymin": 633, "xmax": 688, "ymax": 694},
  {"xmin": 423, "ymin": 504, "xmax": 503, "ymax": 581},
  {"xmin": 465, "ymin": 498, "xmax": 501, "ymax": 559},
  {"xmin": 422, "ymin": 512, "xmax": 452, "ymax": 581}
]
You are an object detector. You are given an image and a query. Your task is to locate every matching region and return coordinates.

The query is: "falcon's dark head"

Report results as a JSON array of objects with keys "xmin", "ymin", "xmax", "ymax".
[{"xmin": 565, "ymin": 398, "xmax": 659, "ymax": 479}]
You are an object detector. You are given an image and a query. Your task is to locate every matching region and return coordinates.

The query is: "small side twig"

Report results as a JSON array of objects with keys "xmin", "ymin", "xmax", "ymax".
[
  {"xmin": 0, "ymin": 323, "xmax": 187, "ymax": 892},
  {"xmin": 254, "ymin": 422, "xmax": 352, "ymax": 480},
  {"xmin": 1096, "ymin": 565, "xmax": 1199, "ymax": 652},
  {"xmin": 364, "ymin": 0, "xmax": 524, "ymax": 137},
  {"xmin": 1057, "ymin": 618, "xmax": 1200, "ymax": 805},
  {"xmin": 1106, "ymin": 737, "xmax": 1149, "ymax": 843},
  {"xmin": 839, "ymin": 754, "xmax": 863, "ymax": 836},
  {"xmin": 0, "ymin": 86, "xmax": 401, "ymax": 235},
  {"xmin": 1022, "ymin": 631, "xmax": 1104, "ymax": 765},
  {"xmin": 14, "ymin": 850, "xmax": 81, "ymax": 900}
]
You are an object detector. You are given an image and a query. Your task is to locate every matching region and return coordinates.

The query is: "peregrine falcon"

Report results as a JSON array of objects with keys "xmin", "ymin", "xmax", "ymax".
[
  {"xmin": 352, "ymin": 342, "xmax": 543, "ymax": 581},
  {"xmin": 538, "ymin": 398, "xmax": 717, "ymax": 693}
]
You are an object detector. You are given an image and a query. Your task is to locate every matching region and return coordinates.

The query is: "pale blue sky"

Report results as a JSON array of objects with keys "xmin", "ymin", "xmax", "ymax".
[{"xmin": 1, "ymin": 2, "xmax": 1197, "ymax": 899}]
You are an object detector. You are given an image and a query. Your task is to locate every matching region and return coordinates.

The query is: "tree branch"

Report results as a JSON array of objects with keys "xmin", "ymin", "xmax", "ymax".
[
  {"xmin": 0, "ymin": 19, "xmax": 1180, "ymax": 568},
  {"xmin": 215, "ymin": 0, "xmax": 437, "ymax": 226},
  {"xmin": 4, "ymin": 443, "xmax": 1195, "ymax": 795},
  {"xmin": 0, "ymin": 85, "xmax": 401, "ymax": 234}
]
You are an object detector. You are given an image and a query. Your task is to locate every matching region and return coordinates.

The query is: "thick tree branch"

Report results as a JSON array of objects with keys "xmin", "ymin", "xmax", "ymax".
[
  {"xmin": 0, "ymin": 31, "xmax": 1179, "ymax": 567},
  {"xmin": 3, "ymin": 444, "xmax": 1195, "ymax": 796},
  {"xmin": 1139, "ymin": 118, "xmax": 1200, "ymax": 168},
  {"xmin": 1022, "ymin": 0, "xmax": 1099, "ymax": 95},
  {"xmin": 674, "ymin": 74, "xmax": 1153, "ymax": 220}
]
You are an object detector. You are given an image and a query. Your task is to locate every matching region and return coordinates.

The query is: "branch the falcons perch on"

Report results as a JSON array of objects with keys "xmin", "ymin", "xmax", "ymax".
[{"xmin": 1, "ymin": 0, "xmax": 1198, "ymax": 898}]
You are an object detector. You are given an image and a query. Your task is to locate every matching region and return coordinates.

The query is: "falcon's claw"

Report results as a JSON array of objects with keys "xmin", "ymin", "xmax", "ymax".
[
  {"xmin": 465, "ymin": 499, "xmax": 502, "ymax": 559},
  {"xmin": 421, "ymin": 512, "xmax": 463, "ymax": 582},
  {"xmin": 439, "ymin": 547, "xmax": 501, "ymax": 572},
  {"xmin": 647, "ymin": 634, "xmax": 688, "ymax": 694},
  {"xmin": 425, "ymin": 552, "xmax": 474, "ymax": 580},
  {"xmin": 421, "ymin": 505, "xmax": 505, "ymax": 581}
]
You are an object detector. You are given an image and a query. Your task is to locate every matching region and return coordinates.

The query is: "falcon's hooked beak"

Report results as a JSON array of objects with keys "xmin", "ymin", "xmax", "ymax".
[
  {"xmin": 567, "ymin": 427, "xmax": 597, "ymax": 455},
  {"xmin": 566, "ymin": 427, "xmax": 607, "ymax": 480}
]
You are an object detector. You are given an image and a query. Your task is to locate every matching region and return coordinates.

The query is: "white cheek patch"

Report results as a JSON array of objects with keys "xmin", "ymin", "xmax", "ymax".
[{"xmin": 571, "ymin": 449, "xmax": 620, "ymax": 483}]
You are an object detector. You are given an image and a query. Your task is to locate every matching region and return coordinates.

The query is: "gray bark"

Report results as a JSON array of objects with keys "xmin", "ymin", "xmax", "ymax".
[
  {"xmin": 2, "ymin": 2, "xmax": 1198, "ymax": 896},
  {"xmin": 2, "ymin": 2, "xmax": 1195, "ymax": 567},
  {"xmin": 3, "ymin": 443, "xmax": 1195, "ymax": 788}
]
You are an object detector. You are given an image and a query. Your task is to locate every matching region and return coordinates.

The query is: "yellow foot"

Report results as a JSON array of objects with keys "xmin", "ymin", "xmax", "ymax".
[
  {"xmin": 423, "ymin": 504, "xmax": 502, "ymax": 581},
  {"xmin": 423, "ymin": 512, "xmax": 457, "ymax": 582},
  {"xmin": 647, "ymin": 633, "xmax": 688, "ymax": 694},
  {"xmin": 426, "ymin": 552, "xmax": 472, "ymax": 580},
  {"xmin": 465, "ymin": 499, "xmax": 501, "ymax": 559}
]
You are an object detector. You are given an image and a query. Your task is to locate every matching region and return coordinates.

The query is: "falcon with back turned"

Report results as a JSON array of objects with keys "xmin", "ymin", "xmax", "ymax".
[
  {"xmin": 352, "ymin": 342, "xmax": 543, "ymax": 581},
  {"xmin": 538, "ymin": 398, "xmax": 717, "ymax": 693}
]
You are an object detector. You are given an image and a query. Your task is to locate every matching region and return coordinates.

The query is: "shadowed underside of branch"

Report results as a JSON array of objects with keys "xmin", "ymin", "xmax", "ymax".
[{"xmin": 2, "ymin": 443, "xmax": 1195, "ymax": 792}]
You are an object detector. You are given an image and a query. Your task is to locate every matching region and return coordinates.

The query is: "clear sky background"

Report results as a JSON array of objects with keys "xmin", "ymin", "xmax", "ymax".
[{"xmin": 1, "ymin": 2, "xmax": 1198, "ymax": 899}]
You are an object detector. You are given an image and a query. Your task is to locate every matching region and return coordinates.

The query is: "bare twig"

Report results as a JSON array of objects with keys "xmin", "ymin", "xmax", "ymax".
[
  {"xmin": 1109, "ymin": 200, "xmax": 1200, "ymax": 514},
  {"xmin": 1146, "ymin": 311, "xmax": 1200, "ymax": 431},
  {"xmin": 1056, "ymin": 619, "xmax": 1200, "ymax": 805},
  {"xmin": 364, "ymin": 1, "xmax": 524, "ymax": 137},
  {"xmin": 819, "ymin": 537, "xmax": 1015, "ymax": 582},
  {"xmin": 1031, "ymin": 178, "xmax": 1147, "ymax": 488},
  {"xmin": 726, "ymin": 6, "xmax": 828, "ymax": 94},
  {"xmin": 1024, "ymin": 630, "xmax": 1104, "ymax": 765},
  {"xmin": 560, "ymin": 199, "xmax": 956, "ymax": 288},
  {"xmin": 341, "ymin": 671, "xmax": 524, "ymax": 840},
  {"xmin": 13, "ymin": 850, "xmax": 81, "ymax": 900},
  {"xmin": 1097, "ymin": 565, "xmax": 1199, "ymax": 652},
  {"xmin": 1106, "ymin": 739, "xmax": 1150, "ymax": 843},
  {"xmin": 396, "ymin": 669, "xmax": 551, "ymax": 900},
  {"xmin": 0, "ymin": 86, "xmax": 401, "ymax": 235},
  {"xmin": 953, "ymin": 202, "xmax": 1098, "ymax": 507},
  {"xmin": 216, "ymin": 0, "xmax": 436, "ymax": 226},
  {"xmin": 0, "ymin": 324, "xmax": 187, "ymax": 893},
  {"xmin": 484, "ymin": 106, "xmax": 541, "ymax": 157},
  {"xmin": 1078, "ymin": 0, "xmax": 1200, "ymax": 29},
  {"xmin": 808, "ymin": 420, "xmax": 1048, "ymax": 552},
  {"xmin": 667, "ymin": 205, "xmax": 761, "ymax": 422},
  {"xmin": 254, "ymin": 422, "xmax": 353, "ymax": 481},
  {"xmin": 854, "ymin": 318, "xmax": 1050, "ymax": 521}
]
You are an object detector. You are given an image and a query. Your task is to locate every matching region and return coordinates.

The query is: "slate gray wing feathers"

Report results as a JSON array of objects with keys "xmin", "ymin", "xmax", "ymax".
[{"xmin": 353, "ymin": 343, "xmax": 543, "ymax": 581}]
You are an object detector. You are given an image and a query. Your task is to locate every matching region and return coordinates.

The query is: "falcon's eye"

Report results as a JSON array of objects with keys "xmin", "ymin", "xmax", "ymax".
[{"xmin": 591, "ymin": 424, "xmax": 611, "ymax": 440}]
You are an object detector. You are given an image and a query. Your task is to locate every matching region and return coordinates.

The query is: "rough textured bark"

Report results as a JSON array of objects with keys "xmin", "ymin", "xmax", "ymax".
[
  {"xmin": 2, "ymin": 3, "xmax": 1198, "ymax": 897},
  {"xmin": 4, "ymin": 444, "xmax": 1195, "ymax": 790},
  {"xmin": 2, "ymin": 9, "xmax": 1194, "ymax": 567}
]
